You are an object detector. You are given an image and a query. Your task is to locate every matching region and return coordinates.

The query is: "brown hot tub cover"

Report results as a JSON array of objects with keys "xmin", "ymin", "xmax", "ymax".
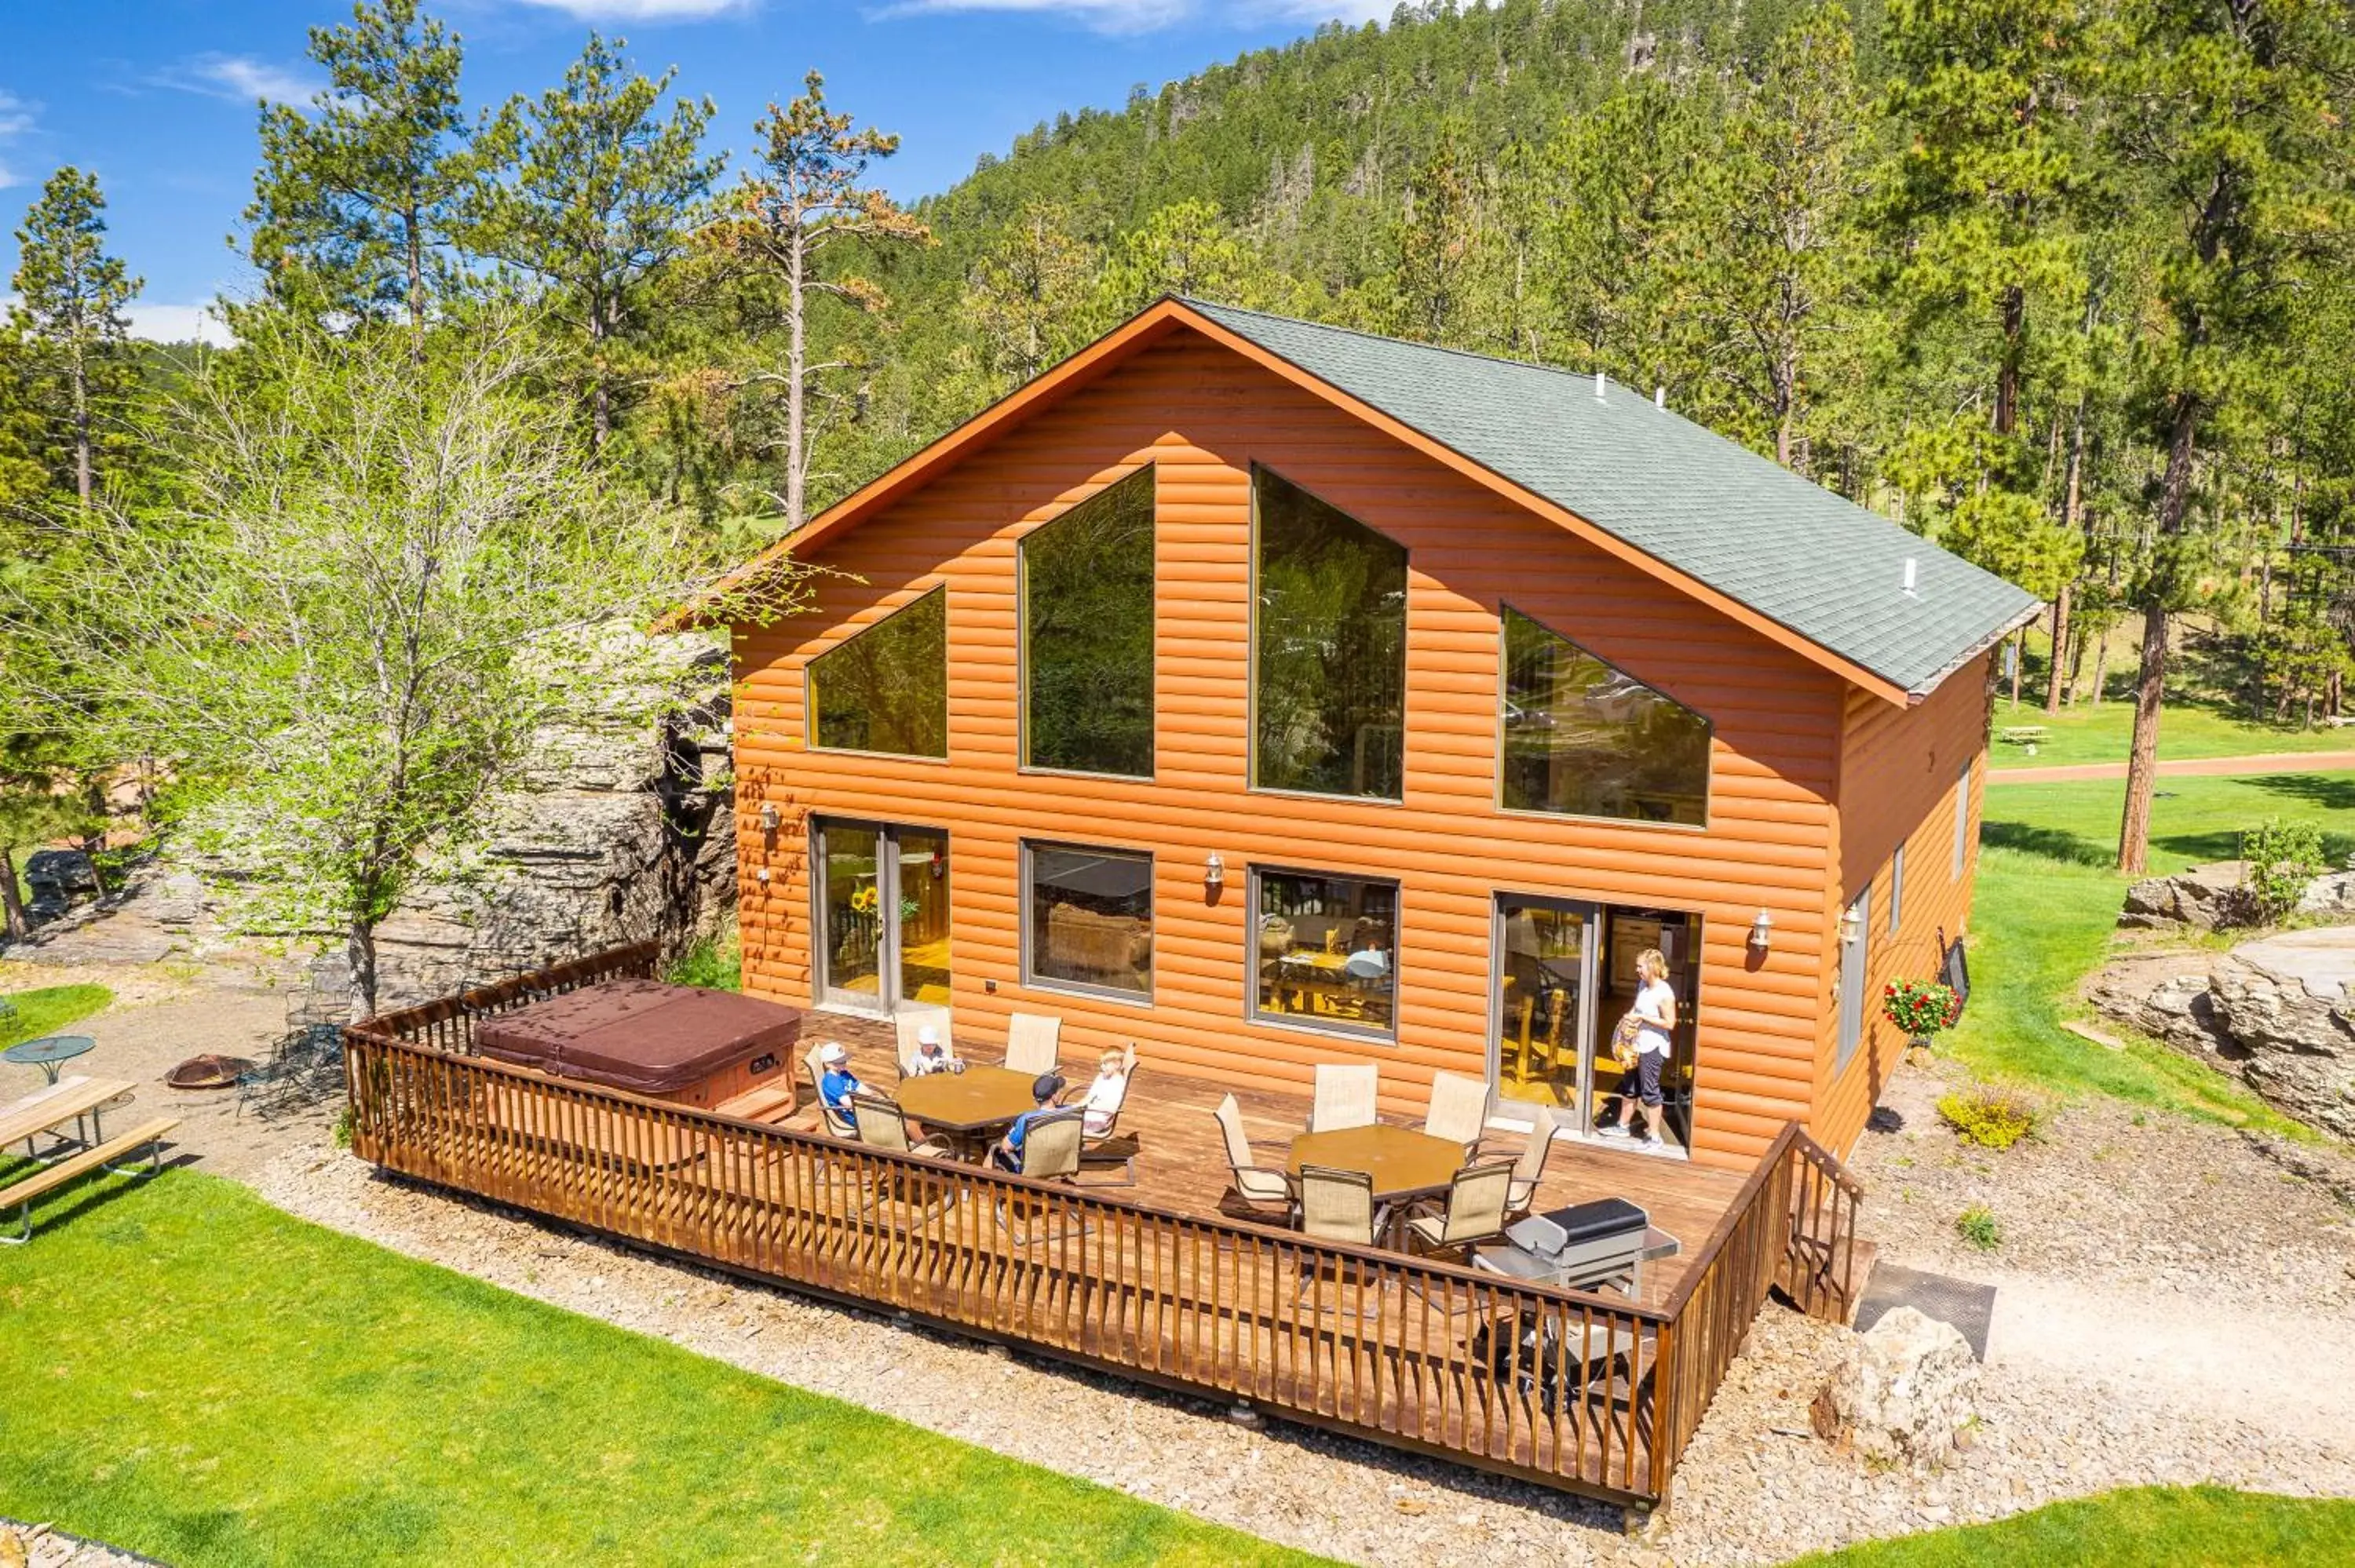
[{"xmin": 473, "ymin": 979, "xmax": 802, "ymax": 1095}]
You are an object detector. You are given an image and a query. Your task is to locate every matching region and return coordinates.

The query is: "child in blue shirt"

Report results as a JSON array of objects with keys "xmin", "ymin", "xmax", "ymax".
[
  {"xmin": 991, "ymin": 1073, "xmax": 1067, "ymax": 1172},
  {"xmin": 816, "ymin": 1041, "xmax": 863, "ymax": 1120}
]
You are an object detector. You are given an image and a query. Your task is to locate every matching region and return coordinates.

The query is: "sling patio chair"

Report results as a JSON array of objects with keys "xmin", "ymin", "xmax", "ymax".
[
  {"xmin": 1072, "ymin": 1048, "xmax": 1141, "ymax": 1187},
  {"xmin": 804, "ymin": 1044, "xmax": 857, "ymax": 1140},
  {"xmin": 995, "ymin": 1107, "xmax": 1089, "ymax": 1245},
  {"xmin": 1404, "ymin": 1159, "xmax": 1517, "ymax": 1267},
  {"xmin": 1212, "ymin": 1092, "xmax": 1295, "ymax": 1222},
  {"xmin": 1506, "ymin": 1104, "xmax": 1561, "ymax": 1216},
  {"xmin": 1422, "ymin": 1070, "xmax": 1492, "ymax": 1157},
  {"xmin": 1294, "ymin": 1163, "xmax": 1392, "ymax": 1314},
  {"xmin": 1002, "ymin": 1012, "xmax": 1062, "ymax": 1078},
  {"xmin": 894, "ymin": 1012, "xmax": 956, "ymax": 1078},
  {"xmin": 849, "ymin": 1091, "xmax": 960, "ymax": 1216},
  {"xmin": 1309, "ymin": 1063, "xmax": 1378, "ymax": 1132}
]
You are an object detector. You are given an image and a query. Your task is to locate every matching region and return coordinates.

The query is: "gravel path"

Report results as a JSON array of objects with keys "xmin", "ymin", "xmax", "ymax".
[
  {"xmin": 0, "ymin": 1519, "xmax": 165, "ymax": 1568},
  {"xmin": 251, "ymin": 1059, "xmax": 2355, "ymax": 1567}
]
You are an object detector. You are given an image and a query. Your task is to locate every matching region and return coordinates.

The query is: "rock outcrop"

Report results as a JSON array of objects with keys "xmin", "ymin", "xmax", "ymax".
[
  {"xmin": 1811, "ymin": 1307, "xmax": 1981, "ymax": 1469},
  {"xmin": 2119, "ymin": 861, "xmax": 2253, "ymax": 931},
  {"xmin": 1, "ymin": 632, "xmax": 738, "ymax": 1016},
  {"xmin": 2090, "ymin": 928, "xmax": 2355, "ymax": 1139}
]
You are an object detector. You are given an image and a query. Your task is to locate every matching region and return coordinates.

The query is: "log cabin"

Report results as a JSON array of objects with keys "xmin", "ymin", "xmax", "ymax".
[{"xmin": 681, "ymin": 298, "xmax": 2040, "ymax": 1175}]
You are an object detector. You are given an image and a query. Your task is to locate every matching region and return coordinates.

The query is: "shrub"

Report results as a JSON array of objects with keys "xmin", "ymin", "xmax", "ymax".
[
  {"xmin": 1955, "ymin": 1204, "xmax": 2002, "ymax": 1251},
  {"xmin": 666, "ymin": 924, "xmax": 743, "ymax": 993},
  {"xmin": 1937, "ymin": 1083, "xmax": 2042, "ymax": 1150},
  {"xmin": 331, "ymin": 1104, "xmax": 355, "ymax": 1150},
  {"xmin": 2240, "ymin": 817, "xmax": 2328, "ymax": 926}
]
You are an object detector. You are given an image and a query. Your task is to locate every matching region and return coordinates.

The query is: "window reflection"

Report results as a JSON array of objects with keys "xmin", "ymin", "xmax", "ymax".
[
  {"xmin": 808, "ymin": 587, "xmax": 948, "ymax": 757},
  {"xmin": 1500, "ymin": 607, "xmax": 1709, "ymax": 825},
  {"xmin": 1253, "ymin": 869, "xmax": 1397, "ymax": 1037},
  {"xmin": 1253, "ymin": 470, "xmax": 1407, "ymax": 799},
  {"xmin": 1026, "ymin": 844, "xmax": 1153, "ymax": 998},
  {"xmin": 1024, "ymin": 468, "xmax": 1155, "ymax": 776}
]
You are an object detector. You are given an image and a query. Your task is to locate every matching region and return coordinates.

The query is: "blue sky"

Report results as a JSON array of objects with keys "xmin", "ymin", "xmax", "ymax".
[{"xmin": 1, "ymin": 0, "xmax": 1381, "ymax": 343}]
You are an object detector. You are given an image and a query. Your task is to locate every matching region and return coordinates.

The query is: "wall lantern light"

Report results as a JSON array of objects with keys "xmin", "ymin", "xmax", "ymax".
[
  {"xmin": 929, "ymin": 844, "xmax": 946, "ymax": 879},
  {"xmin": 1838, "ymin": 904, "xmax": 1864, "ymax": 946},
  {"xmin": 1204, "ymin": 853, "xmax": 1225, "ymax": 888},
  {"xmin": 1747, "ymin": 910, "xmax": 1773, "ymax": 952},
  {"xmin": 758, "ymin": 801, "xmax": 781, "ymax": 834}
]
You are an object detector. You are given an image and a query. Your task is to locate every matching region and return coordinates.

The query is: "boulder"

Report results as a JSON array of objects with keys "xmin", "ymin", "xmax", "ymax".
[
  {"xmin": 2300, "ymin": 869, "xmax": 2355, "ymax": 919},
  {"xmin": 2090, "ymin": 927, "xmax": 2355, "ymax": 1140},
  {"xmin": 2119, "ymin": 861, "xmax": 2251, "ymax": 931},
  {"xmin": 1811, "ymin": 1306, "xmax": 1981, "ymax": 1469}
]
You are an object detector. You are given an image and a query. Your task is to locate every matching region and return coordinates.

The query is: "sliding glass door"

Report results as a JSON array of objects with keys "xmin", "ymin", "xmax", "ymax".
[
  {"xmin": 1490, "ymin": 894, "xmax": 1598, "ymax": 1125},
  {"xmin": 813, "ymin": 818, "xmax": 951, "ymax": 1015}
]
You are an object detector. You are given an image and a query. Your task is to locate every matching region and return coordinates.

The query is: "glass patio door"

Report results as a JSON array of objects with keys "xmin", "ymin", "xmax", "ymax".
[
  {"xmin": 814, "ymin": 818, "xmax": 951, "ymax": 1015},
  {"xmin": 1489, "ymin": 894, "xmax": 1598, "ymax": 1127}
]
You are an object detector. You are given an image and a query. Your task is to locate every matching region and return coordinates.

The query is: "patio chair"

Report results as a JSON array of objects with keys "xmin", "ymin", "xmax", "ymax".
[
  {"xmin": 1506, "ymin": 1105, "xmax": 1561, "ymax": 1216},
  {"xmin": 1213, "ymin": 1093, "xmax": 1294, "ymax": 1221},
  {"xmin": 1404, "ymin": 1159, "xmax": 1516, "ymax": 1266},
  {"xmin": 995, "ymin": 1107, "xmax": 1088, "ymax": 1245},
  {"xmin": 236, "ymin": 1023, "xmax": 345, "ymax": 1121},
  {"xmin": 894, "ymin": 1012, "xmax": 955, "ymax": 1078},
  {"xmin": 1073, "ymin": 1049, "xmax": 1141, "ymax": 1187},
  {"xmin": 1309, "ymin": 1063, "xmax": 1377, "ymax": 1132},
  {"xmin": 803, "ymin": 1044, "xmax": 856, "ymax": 1139},
  {"xmin": 1002, "ymin": 1012, "xmax": 1062, "ymax": 1077},
  {"xmin": 1422, "ymin": 1070, "xmax": 1490, "ymax": 1156},
  {"xmin": 1295, "ymin": 1164, "xmax": 1392, "ymax": 1314},
  {"xmin": 849, "ymin": 1092, "xmax": 954, "ymax": 1159}
]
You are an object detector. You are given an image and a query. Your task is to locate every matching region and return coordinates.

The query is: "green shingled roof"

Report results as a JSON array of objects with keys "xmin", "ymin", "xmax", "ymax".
[{"xmin": 1186, "ymin": 299, "xmax": 2041, "ymax": 699}]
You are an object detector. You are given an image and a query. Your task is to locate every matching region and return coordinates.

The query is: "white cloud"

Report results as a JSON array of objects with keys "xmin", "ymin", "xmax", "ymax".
[
  {"xmin": 125, "ymin": 303, "xmax": 238, "ymax": 348},
  {"xmin": 154, "ymin": 53, "xmax": 323, "ymax": 108},
  {"xmin": 506, "ymin": 0, "xmax": 754, "ymax": 19},
  {"xmin": 872, "ymin": 0, "xmax": 1192, "ymax": 31},
  {"xmin": 0, "ymin": 89, "xmax": 36, "ymax": 189}
]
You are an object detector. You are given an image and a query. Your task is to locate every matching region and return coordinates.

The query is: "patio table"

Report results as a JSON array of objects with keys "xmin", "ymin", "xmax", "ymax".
[
  {"xmin": 0, "ymin": 1074, "xmax": 134, "ymax": 1163},
  {"xmin": 896, "ymin": 1065, "xmax": 1041, "ymax": 1158},
  {"xmin": 5, "ymin": 1034, "xmax": 95, "ymax": 1087},
  {"xmin": 1287, "ymin": 1124, "xmax": 1466, "ymax": 1247}
]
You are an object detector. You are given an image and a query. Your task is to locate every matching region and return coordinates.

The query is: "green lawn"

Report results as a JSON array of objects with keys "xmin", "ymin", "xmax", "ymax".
[
  {"xmin": 0, "ymin": 1169, "xmax": 1327, "ymax": 1568},
  {"xmin": 0, "ymin": 983, "xmax": 115, "ymax": 1049},
  {"xmin": 1786, "ymin": 1486, "xmax": 2355, "ymax": 1566},
  {"xmin": 1985, "ymin": 694, "xmax": 2352, "ymax": 769},
  {"xmin": 1948, "ymin": 771, "xmax": 2355, "ymax": 1129}
]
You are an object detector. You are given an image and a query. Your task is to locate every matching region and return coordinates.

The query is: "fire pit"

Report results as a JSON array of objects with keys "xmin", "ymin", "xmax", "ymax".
[{"xmin": 165, "ymin": 1053, "xmax": 256, "ymax": 1090}]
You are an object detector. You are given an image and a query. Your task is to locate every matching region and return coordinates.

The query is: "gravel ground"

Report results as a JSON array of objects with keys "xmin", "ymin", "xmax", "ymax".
[
  {"xmin": 251, "ymin": 1059, "xmax": 2355, "ymax": 1568},
  {"xmin": 0, "ymin": 1519, "xmax": 164, "ymax": 1568}
]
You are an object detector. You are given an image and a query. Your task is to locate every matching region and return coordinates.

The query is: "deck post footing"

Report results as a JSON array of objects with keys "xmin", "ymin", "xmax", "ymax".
[{"xmin": 1227, "ymin": 1401, "xmax": 1263, "ymax": 1430}]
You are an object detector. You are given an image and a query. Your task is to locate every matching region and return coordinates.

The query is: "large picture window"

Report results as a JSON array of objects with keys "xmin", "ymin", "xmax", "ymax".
[
  {"xmin": 1499, "ymin": 606, "xmax": 1710, "ymax": 826},
  {"xmin": 808, "ymin": 587, "xmax": 947, "ymax": 757},
  {"xmin": 1024, "ymin": 467, "xmax": 1155, "ymax": 776},
  {"xmin": 1252, "ymin": 469, "xmax": 1407, "ymax": 799},
  {"xmin": 1252, "ymin": 868, "xmax": 1398, "ymax": 1037},
  {"xmin": 1024, "ymin": 843, "xmax": 1153, "ymax": 1000}
]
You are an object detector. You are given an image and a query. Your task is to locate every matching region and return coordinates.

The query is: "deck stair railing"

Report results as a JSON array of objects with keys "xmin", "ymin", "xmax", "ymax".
[{"xmin": 342, "ymin": 949, "xmax": 1861, "ymax": 1512}]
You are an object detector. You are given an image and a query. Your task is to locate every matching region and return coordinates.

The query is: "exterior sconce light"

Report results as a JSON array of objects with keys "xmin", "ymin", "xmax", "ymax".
[
  {"xmin": 1747, "ymin": 910, "xmax": 1773, "ymax": 952},
  {"xmin": 929, "ymin": 844, "xmax": 946, "ymax": 879},
  {"xmin": 755, "ymin": 866, "xmax": 772, "ymax": 885},
  {"xmin": 1204, "ymin": 853, "xmax": 1225, "ymax": 888},
  {"xmin": 1838, "ymin": 904, "xmax": 1864, "ymax": 946},
  {"xmin": 758, "ymin": 801, "xmax": 780, "ymax": 834}
]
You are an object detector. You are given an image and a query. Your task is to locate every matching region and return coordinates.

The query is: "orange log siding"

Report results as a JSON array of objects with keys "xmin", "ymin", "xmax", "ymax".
[
  {"xmin": 1812, "ymin": 653, "xmax": 1995, "ymax": 1154},
  {"xmin": 728, "ymin": 332, "xmax": 1991, "ymax": 1173}
]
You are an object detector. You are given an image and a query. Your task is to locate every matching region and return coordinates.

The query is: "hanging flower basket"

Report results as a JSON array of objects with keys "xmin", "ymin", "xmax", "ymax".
[{"xmin": 1882, "ymin": 979, "xmax": 1960, "ymax": 1052}]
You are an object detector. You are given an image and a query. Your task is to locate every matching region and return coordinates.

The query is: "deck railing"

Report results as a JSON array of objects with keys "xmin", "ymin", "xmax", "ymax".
[{"xmin": 345, "ymin": 955, "xmax": 1860, "ymax": 1510}]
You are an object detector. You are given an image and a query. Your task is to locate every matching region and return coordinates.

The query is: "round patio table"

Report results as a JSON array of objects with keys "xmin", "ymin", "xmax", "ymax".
[
  {"xmin": 4, "ymin": 1034, "xmax": 95, "ymax": 1086},
  {"xmin": 896, "ymin": 1065, "xmax": 1042, "ymax": 1157},
  {"xmin": 1287, "ymin": 1124, "xmax": 1467, "ymax": 1246}
]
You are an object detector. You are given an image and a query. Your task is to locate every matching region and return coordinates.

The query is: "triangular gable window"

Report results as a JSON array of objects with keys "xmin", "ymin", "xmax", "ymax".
[
  {"xmin": 808, "ymin": 586, "xmax": 947, "ymax": 757},
  {"xmin": 1500, "ymin": 605, "xmax": 1709, "ymax": 825}
]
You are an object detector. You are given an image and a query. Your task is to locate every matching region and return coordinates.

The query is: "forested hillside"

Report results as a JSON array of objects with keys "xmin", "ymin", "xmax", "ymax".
[{"xmin": 2, "ymin": 0, "xmax": 2350, "ymax": 939}]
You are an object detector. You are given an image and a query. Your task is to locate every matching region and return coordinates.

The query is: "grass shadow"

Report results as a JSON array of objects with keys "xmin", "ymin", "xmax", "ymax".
[
  {"xmin": 1978, "ymin": 819, "xmax": 2113, "ymax": 868},
  {"xmin": 2244, "ymin": 771, "xmax": 2355, "ymax": 814}
]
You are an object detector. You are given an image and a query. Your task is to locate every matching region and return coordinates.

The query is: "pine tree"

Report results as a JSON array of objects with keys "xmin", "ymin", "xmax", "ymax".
[
  {"xmin": 466, "ymin": 34, "xmax": 722, "ymax": 454},
  {"xmin": 2107, "ymin": 0, "xmax": 2353, "ymax": 873},
  {"xmin": 700, "ymin": 72, "xmax": 930, "ymax": 530},
  {"xmin": 246, "ymin": 0, "xmax": 477, "ymax": 342},
  {"xmin": 7, "ymin": 167, "xmax": 142, "ymax": 507},
  {"xmin": 961, "ymin": 200, "xmax": 1096, "ymax": 392}
]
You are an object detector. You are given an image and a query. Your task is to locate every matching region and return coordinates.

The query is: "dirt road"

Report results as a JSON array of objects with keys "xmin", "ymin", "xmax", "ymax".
[{"xmin": 1986, "ymin": 749, "xmax": 2355, "ymax": 784}]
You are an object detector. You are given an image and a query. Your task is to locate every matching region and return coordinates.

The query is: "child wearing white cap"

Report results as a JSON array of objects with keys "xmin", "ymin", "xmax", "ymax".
[
  {"xmin": 816, "ymin": 1041, "xmax": 864, "ymax": 1115},
  {"xmin": 906, "ymin": 1023, "xmax": 962, "ymax": 1077}
]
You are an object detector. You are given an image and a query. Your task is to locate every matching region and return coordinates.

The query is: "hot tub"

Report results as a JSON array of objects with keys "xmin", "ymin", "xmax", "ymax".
[{"xmin": 473, "ymin": 979, "xmax": 801, "ymax": 1111}]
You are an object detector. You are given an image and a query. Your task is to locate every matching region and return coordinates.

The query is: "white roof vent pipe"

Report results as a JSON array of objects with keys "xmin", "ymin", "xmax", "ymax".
[
  {"xmin": 1654, "ymin": 385, "xmax": 1665, "ymax": 408},
  {"xmin": 1902, "ymin": 557, "xmax": 1919, "ymax": 597},
  {"xmin": 1594, "ymin": 370, "xmax": 1606, "ymax": 401}
]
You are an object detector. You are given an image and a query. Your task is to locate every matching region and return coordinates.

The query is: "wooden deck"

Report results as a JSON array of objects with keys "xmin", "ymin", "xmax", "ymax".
[
  {"xmin": 345, "ymin": 946, "xmax": 1863, "ymax": 1511},
  {"xmin": 804, "ymin": 1011, "xmax": 1743, "ymax": 1312}
]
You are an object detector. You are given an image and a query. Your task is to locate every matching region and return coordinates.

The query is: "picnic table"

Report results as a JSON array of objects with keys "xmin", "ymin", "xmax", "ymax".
[
  {"xmin": 1, "ymin": 1074, "xmax": 135, "ymax": 1161},
  {"xmin": 1996, "ymin": 724, "xmax": 2049, "ymax": 748},
  {"xmin": 5, "ymin": 1034, "xmax": 97, "ymax": 1086},
  {"xmin": 0, "ymin": 1074, "xmax": 175, "ymax": 1244}
]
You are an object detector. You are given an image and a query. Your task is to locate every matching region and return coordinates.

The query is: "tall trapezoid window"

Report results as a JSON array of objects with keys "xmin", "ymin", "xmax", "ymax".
[
  {"xmin": 1500, "ymin": 605, "xmax": 1710, "ymax": 825},
  {"xmin": 1023, "ymin": 466, "xmax": 1156, "ymax": 776},
  {"xmin": 1252, "ymin": 469, "xmax": 1407, "ymax": 799},
  {"xmin": 807, "ymin": 586, "xmax": 947, "ymax": 757}
]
